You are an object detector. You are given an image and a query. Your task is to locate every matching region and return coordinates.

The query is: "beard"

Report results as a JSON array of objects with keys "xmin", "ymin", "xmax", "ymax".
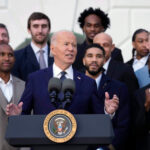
[
  {"xmin": 31, "ymin": 33, "xmax": 49, "ymax": 45},
  {"xmin": 84, "ymin": 64, "xmax": 104, "ymax": 76}
]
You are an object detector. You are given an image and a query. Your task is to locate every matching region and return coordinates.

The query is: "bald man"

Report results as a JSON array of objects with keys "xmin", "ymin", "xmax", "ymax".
[{"xmin": 93, "ymin": 32, "xmax": 139, "ymax": 150}]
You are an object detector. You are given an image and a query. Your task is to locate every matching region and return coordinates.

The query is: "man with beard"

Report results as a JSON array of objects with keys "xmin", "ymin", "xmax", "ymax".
[
  {"xmin": 0, "ymin": 23, "xmax": 9, "ymax": 44},
  {"xmin": 12, "ymin": 12, "xmax": 54, "ymax": 81},
  {"xmin": 83, "ymin": 43, "xmax": 130, "ymax": 150}
]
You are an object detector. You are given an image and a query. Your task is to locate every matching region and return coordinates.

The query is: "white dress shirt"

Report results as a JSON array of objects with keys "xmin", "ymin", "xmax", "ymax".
[
  {"xmin": 0, "ymin": 75, "xmax": 13, "ymax": 102},
  {"xmin": 31, "ymin": 42, "xmax": 48, "ymax": 67},
  {"xmin": 53, "ymin": 63, "xmax": 73, "ymax": 79},
  {"xmin": 133, "ymin": 55, "xmax": 149, "ymax": 72},
  {"xmin": 103, "ymin": 58, "xmax": 111, "ymax": 74}
]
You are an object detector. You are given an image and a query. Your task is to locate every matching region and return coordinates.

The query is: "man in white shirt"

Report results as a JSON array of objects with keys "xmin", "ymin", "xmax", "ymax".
[
  {"xmin": 127, "ymin": 28, "xmax": 149, "ymax": 72},
  {"xmin": 83, "ymin": 43, "xmax": 129, "ymax": 150},
  {"xmin": 0, "ymin": 44, "xmax": 25, "ymax": 150},
  {"xmin": 12, "ymin": 12, "xmax": 54, "ymax": 81}
]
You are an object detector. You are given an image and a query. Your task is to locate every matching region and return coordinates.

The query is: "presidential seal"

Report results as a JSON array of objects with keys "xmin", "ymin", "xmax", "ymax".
[{"xmin": 43, "ymin": 109, "xmax": 77, "ymax": 143}]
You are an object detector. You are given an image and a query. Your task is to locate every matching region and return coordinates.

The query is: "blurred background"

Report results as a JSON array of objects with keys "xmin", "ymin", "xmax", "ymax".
[{"xmin": 1, "ymin": 0, "xmax": 150, "ymax": 62}]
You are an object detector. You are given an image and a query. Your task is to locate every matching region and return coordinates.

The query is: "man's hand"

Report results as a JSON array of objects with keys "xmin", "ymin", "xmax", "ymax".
[
  {"xmin": 5, "ymin": 102, "xmax": 23, "ymax": 116},
  {"xmin": 145, "ymin": 88, "xmax": 150, "ymax": 112},
  {"xmin": 105, "ymin": 92, "xmax": 119, "ymax": 114}
]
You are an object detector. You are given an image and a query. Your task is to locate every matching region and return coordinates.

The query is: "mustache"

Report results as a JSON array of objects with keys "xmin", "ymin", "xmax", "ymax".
[{"xmin": 89, "ymin": 62, "xmax": 99, "ymax": 66}]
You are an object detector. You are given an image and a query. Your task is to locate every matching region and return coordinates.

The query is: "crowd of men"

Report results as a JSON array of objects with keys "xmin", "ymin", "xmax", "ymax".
[{"xmin": 0, "ymin": 7, "xmax": 150, "ymax": 150}]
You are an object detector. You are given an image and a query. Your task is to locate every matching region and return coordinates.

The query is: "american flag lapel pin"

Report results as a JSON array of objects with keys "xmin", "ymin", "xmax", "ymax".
[{"xmin": 77, "ymin": 76, "xmax": 81, "ymax": 80}]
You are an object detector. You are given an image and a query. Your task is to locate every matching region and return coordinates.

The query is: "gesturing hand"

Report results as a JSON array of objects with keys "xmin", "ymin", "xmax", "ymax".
[
  {"xmin": 105, "ymin": 92, "xmax": 119, "ymax": 114},
  {"xmin": 5, "ymin": 102, "xmax": 23, "ymax": 116}
]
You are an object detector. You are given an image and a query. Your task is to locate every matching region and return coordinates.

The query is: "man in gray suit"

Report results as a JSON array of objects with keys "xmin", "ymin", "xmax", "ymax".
[{"xmin": 0, "ymin": 44, "xmax": 25, "ymax": 150}]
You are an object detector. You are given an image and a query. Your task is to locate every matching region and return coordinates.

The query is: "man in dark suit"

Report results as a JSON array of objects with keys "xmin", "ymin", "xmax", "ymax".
[
  {"xmin": 93, "ymin": 32, "xmax": 139, "ymax": 97},
  {"xmin": 73, "ymin": 7, "xmax": 123, "ymax": 72},
  {"xmin": 6, "ymin": 30, "xmax": 118, "ymax": 116},
  {"xmin": 93, "ymin": 32, "xmax": 139, "ymax": 150},
  {"xmin": 133, "ymin": 85, "xmax": 150, "ymax": 150},
  {"xmin": 83, "ymin": 43, "xmax": 129, "ymax": 150},
  {"xmin": 12, "ymin": 12, "xmax": 54, "ymax": 81}
]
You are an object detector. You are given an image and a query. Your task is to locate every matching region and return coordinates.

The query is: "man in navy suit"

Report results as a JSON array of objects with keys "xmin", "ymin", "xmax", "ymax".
[
  {"xmin": 6, "ymin": 30, "xmax": 118, "ymax": 116},
  {"xmin": 83, "ymin": 43, "xmax": 130, "ymax": 150},
  {"xmin": 12, "ymin": 12, "xmax": 54, "ymax": 81}
]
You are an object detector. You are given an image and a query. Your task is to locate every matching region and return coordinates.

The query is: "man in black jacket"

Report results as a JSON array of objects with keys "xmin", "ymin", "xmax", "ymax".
[{"xmin": 73, "ymin": 7, "xmax": 123, "ymax": 72}]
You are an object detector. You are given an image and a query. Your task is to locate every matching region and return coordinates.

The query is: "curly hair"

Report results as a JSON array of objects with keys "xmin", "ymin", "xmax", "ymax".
[{"xmin": 78, "ymin": 7, "xmax": 110, "ymax": 31}]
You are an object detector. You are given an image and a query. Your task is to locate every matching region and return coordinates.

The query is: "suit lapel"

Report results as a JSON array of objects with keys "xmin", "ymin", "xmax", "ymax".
[
  {"xmin": 98, "ymin": 74, "xmax": 111, "ymax": 100},
  {"xmin": 73, "ymin": 70, "xmax": 82, "ymax": 99},
  {"xmin": 106, "ymin": 59, "xmax": 115, "ymax": 77},
  {"xmin": 26, "ymin": 45, "xmax": 40, "ymax": 69},
  {"xmin": 0, "ymin": 88, "xmax": 8, "ymax": 112}
]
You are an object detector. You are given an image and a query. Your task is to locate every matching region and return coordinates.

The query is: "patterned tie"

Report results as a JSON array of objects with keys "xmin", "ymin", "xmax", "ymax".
[
  {"xmin": 59, "ymin": 71, "xmax": 66, "ymax": 103},
  {"xmin": 60, "ymin": 71, "xmax": 66, "ymax": 81},
  {"xmin": 39, "ymin": 50, "xmax": 46, "ymax": 69}
]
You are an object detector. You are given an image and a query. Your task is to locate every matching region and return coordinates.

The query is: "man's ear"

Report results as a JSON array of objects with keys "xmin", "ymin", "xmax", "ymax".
[
  {"xmin": 27, "ymin": 29, "xmax": 31, "ymax": 34},
  {"xmin": 132, "ymin": 42, "xmax": 136, "ymax": 49},
  {"xmin": 111, "ymin": 44, "xmax": 115, "ymax": 52},
  {"xmin": 50, "ymin": 44, "xmax": 55, "ymax": 56},
  {"xmin": 83, "ymin": 57, "xmax": 85, "ymax": 66}
]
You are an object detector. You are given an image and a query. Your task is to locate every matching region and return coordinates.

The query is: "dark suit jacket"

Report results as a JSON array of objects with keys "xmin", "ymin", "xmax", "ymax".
[
  {"xmin": 133, "ymin": 84, "xmax": 150, "ymax": 150},
  {"xmin": 20, "ymin": 66, "xmax": 103, "ymax": 115},
  {"xmin": 73, "ymin": 41, "xmax": 124, "ymax": 72},
  {"xmin": 12, "ymin": 44, "xmax": 54, "ymax": 81},
  {"xmin": 134, "ymin": 84, "xmax": 150, "ymax": 135},
  {"xmin": 96, "ymin": 74, "xmax": 130, "ymax": 150},
  {"xmin": 106, "ymin": 59, "xmax": 139, "ymax": 98}
]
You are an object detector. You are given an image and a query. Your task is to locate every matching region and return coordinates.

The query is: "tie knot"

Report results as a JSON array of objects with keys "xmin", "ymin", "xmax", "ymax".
[
  {"xmin": 39, "ymin": 49, "xmax": 44, "ymax": 54},
  {"xmin": 60, "ymin": 71, "xmax": 66, "ymax": 81}
]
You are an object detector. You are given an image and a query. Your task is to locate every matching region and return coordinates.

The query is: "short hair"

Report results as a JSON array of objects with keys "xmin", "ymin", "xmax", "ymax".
[
  {"xmin": 27, "ymin": 12, "xmax": 51, "ymax": 29},
  {"xmin": 84, "ymin": 43, "xmax": 105, "ymax": 56},
  {"xmin": 0, "ymin": 43, "xmax": 13, "ymax": 51},
  {"xmin": 132, "ymin": 28, "xmax": 149, "ymax": 58},
  {"xmin": 0, "ymin": 23, "xmax": 9, "ymax": 36},
  {"xmin": 78, "ymin": 7, "xmax": 110, "ymax": 31}
]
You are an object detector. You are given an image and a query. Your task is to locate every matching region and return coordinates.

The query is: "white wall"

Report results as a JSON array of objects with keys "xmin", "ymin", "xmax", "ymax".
[{"xmin": 1, "ymin": 0, "xmax": 150, "ymax": 62}]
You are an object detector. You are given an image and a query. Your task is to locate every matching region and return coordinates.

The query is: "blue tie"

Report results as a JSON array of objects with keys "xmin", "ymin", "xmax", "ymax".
[
  {"xmin": 59, "ymin": 71, "xmax": 66, "ymax": 103},
  {"xmin": 60, "ymin": 71, "xmax": 66, "ymax": 81}
]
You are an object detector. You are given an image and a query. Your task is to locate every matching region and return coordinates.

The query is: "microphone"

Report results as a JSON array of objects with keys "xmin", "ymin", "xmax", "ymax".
[
  {"xmin": 62, "ymin": 79, "xmax": 75, "ymax": 106},
  {"xmin": 48, "ymin": 77, "xmax": 62, "ymax": 106}
]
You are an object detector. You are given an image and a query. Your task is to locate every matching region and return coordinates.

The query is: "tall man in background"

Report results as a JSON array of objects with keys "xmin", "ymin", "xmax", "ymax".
[
  {"xmin": 12, "ymin": 12, "xmax": 54, "ymax": 81},
  {"xmin": 73, "ymin": 7, "xmax": 123, "ymax": 72}
]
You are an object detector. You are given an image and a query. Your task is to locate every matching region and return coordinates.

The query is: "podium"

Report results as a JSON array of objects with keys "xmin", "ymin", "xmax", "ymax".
[{"xmin": 6, "ymin": 114, "xmax": 114, "ymax": 150}]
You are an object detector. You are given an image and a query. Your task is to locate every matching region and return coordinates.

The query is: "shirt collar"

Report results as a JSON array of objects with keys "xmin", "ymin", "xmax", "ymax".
[
  {"xmin": 134, "ymin": 54, "xmax": 149, "ymax": 64},
  {"xmin": 0, "ymin": 74, "xmax": 13, "ymax": 84},
  {"xmin": 103, "ymin": 57, "xmax": 111, "ymax": 72},
  {"xmin": 95, "ymin": 74, "xmax": 102, "ymax": 89},
  {"xmin": 53, "ymin": 63, "xmax": 73, "ymax": 79},
  {"xmin": 30, "ymin": 42, "xmax": 48, "ymax": 55}
]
